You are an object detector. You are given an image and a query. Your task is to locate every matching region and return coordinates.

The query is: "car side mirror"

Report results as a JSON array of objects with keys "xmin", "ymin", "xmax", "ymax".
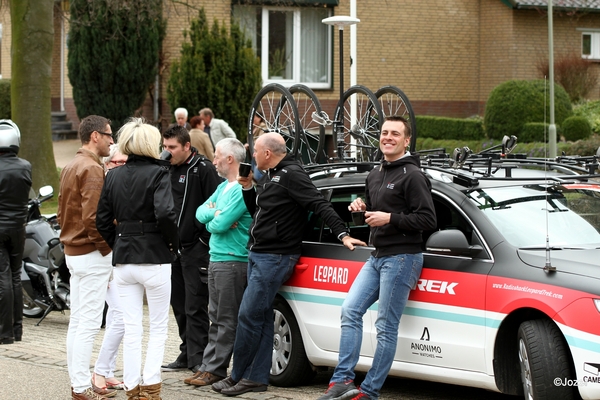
[{"xmin": 426, "ymin": 229, "xmax": 483, "ymax": 257}]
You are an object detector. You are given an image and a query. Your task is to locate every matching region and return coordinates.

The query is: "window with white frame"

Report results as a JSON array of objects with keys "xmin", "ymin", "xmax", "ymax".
[
  {"xmin": 581, "ymin": 30, "xmax": 600, "ymax": 60},
  {"xmin": 233, "ymin": 5, "xmax": 332, "ymax": 88}
]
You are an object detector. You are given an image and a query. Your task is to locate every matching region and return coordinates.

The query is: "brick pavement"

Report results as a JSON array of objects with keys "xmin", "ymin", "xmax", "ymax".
[{"xmin": 0, "ymin": 307, "xmax": 325, "ymax": 400}]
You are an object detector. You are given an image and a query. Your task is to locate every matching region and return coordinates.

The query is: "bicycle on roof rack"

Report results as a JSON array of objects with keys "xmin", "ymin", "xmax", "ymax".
[{"xmin": 247, "ymin": 83, "xmax": 418, "ymax": 165}]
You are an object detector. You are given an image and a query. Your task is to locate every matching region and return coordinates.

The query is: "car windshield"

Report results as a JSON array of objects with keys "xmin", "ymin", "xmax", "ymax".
[{"xmin": 467, "ymin": 184, "xmax": 600, "ymax": 248}]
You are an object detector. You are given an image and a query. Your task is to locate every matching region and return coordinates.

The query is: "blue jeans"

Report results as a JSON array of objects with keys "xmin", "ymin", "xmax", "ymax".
[
  {"xmin": 331, "ymin": 253, "xmax": 423, "ymax": 399},
  {"xmin": 230, "ymin": 251, "xmax": 299, "ymax": 384}
]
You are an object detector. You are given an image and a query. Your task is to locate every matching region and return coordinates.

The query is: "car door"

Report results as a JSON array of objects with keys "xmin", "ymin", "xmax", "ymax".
[
  {"xmin": 283, "ymin": 186, "xmax": 375, "ymax": 356},
  {"xmin": 395, "ymin": 191, "xmax": 494, "ymax": 373}
]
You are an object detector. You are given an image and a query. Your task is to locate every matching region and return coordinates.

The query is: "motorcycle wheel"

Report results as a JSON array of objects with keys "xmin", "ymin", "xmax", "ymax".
[{"xmin": 23, "ymin": 291, "xmax": 44, "ymax": 318}]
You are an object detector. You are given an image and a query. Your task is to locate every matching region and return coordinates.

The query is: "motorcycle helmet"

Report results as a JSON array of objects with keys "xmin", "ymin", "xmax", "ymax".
[{"xmin": 0, "ymin": 119, "xmax": 21, "ymax": 154}]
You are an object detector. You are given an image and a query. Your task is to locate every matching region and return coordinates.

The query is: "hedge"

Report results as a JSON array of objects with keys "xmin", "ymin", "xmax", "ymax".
[{"xmin": 415, "ymin": 115, "xmax": 485, "ymax": 141}]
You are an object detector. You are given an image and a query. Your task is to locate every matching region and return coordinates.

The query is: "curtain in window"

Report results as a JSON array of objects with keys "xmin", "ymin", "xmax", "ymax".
[{"xmin": 300, "ymin": 8, "xmax": 328, "ymax": 83}]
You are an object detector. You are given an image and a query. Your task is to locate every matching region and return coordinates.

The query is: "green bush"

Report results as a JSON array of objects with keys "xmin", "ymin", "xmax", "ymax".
[
  {"xmin": 484, "ymin": 79, "xmax": 572, "ymax": 140},
  {"xmin": 569, "ymin": 134, "xmax": 600, "ymax": 156},
  {"xmin": 0, "ymin": 79, "xmax": 10, "ymax": 119},
  {"xmin": 416, "ymin": 115, "xmax": 485, "ymax": 140},
  {"xmin": 519, "ymin": 122, "xmax": 560, "ymax": 143},
  {"xmin": 573, "ymin": 100, "xmax": 600, "ymax": 134},
  {"xmin": 167, "ymin": 9, "xmax": 261, "ymax": 143},
  {"xmin": 561, "ymin": 116, "xmax": 592, "ymax": 141}
]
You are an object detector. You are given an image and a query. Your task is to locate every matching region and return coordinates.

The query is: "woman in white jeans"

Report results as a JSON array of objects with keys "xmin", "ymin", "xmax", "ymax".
[
  {"xmin": 96, "ymin": 118, "xmax": 179, "ymax": 400},
  {"xmin": 91, "ymin": 145, "xmax": 128, "ymax": 394}
]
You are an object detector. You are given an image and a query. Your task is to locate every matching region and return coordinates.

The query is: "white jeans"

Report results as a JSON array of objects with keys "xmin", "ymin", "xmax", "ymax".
[
  {"xmin": 115, "ymin": 263, "xmax": 171, "ymax": 390},
  {"xmin": 94, "ymin": 268, "xmax": 124, "ymax": 379},
  {"xmin": 66, "ymin": 250, "xmax": 113, "ymax": 393}
]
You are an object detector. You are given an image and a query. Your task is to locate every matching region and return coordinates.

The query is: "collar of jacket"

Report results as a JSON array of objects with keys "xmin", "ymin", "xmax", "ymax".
[
  {"xmin": 77, "ymin": 147, "xmax": 103, "ymax": 165},
  {"xmin": 381, "ymin": 153, "xmax": 420, "ymax": 170}
]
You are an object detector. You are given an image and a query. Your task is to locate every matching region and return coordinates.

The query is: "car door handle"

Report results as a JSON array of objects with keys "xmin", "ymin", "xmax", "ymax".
[{"xmin": 295, "ymin": 263, "xmax": 309, "ymax": 272}]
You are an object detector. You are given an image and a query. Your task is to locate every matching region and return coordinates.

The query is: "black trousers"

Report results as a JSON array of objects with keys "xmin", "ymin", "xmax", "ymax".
[
  {"xmin": 170, "ymin": 239, "xmax": 210, "ymax": 367},
  {"xmin": 0, "ymin": 227, "xmax": 25, "ymax": 341}
]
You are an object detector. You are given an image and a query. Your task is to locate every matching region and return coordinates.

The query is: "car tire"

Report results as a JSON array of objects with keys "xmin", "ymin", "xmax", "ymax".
[
  {"xmin": 518, "ymin": 319, "xmax": 578, "ymax": 400},
  {"xmin": 270, "ymin": 296, "xmax": 316, "ymax": 387}
]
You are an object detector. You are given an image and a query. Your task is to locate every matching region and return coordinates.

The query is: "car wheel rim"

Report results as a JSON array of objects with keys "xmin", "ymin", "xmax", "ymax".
[
  {"xmin": 519, "ymin": 338, "xmax": 534, "ymax": 400},
  {"xmin": 271, "ymin": 309, "xmax": 291, "ymax": 376}
]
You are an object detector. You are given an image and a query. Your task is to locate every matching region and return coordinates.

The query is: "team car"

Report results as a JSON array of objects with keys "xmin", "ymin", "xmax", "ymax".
[{"xmin": 268, "ymin": 147, "xmax": 600, "ymax": 400}]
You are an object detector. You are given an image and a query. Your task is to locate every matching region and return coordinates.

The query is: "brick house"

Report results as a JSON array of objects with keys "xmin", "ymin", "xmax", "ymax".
[{"xmin": 0, "ymin": 0, "xmax": 598, "ymax": 132}]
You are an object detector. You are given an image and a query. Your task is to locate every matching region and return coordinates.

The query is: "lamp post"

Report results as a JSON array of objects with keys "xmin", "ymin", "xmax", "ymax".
[
  {"xmin": 322, "ymin": 16, "xmax": 360, "ymax": 159},
  {"xmin": 548, "ymin": 0, "xmax": 557, "ymax": 158}
]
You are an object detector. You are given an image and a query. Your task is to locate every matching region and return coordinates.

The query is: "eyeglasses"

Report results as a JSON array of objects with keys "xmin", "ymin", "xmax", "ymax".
[
  {"xmin": 109, "ymin": 160, "xmax": 126, "ymax": 166},
  {"xmin": 97, "ymin": 131, "xmax": 114, "ymax": 138}
]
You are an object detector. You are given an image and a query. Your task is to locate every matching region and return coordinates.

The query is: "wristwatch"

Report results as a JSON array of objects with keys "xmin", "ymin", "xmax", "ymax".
[{"xmin": 338, "ymin": 232, "xmax": 350, "ymax": 242}]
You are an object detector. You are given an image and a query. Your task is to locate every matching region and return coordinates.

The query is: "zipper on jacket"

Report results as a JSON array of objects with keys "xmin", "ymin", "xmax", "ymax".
[
  {"xmin": 177, "ymin": 155, "xmax": 200, "ymax": 228},
  {"xmin": 372, "ymin": 167, "xmax": 388, "ymax": 257},
  {"xmin": 249, "ymin": 169, "xmax": 269, "ymax": 251}
]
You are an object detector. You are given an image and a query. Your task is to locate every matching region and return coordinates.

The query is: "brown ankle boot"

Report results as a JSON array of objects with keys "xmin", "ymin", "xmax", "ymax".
[
  {"xmin": 125, "ymin": 385, "xmax": 140, "ymax": 400},
  {"xmin": 139, "ymin": 382, "xmax": 161, "ymax": 400}
]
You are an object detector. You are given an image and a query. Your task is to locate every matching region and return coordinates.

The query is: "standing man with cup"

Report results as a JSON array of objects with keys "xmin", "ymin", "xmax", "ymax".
[{"xmin": 317, "ymin": 116, "xmax": 436, "ymax": 400}]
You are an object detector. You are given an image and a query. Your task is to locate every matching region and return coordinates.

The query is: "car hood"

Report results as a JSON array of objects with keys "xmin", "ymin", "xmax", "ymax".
[{"xmin": 517, "ymin": 248, "xmax": 600, "ymax": 278}]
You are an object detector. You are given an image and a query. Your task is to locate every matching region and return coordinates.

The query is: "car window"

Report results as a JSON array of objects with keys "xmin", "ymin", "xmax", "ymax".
[
  {"xmin": 304, "ymin": 188, "xmax": 369, "ymax": 244},
  {"xmin": 467, "ymin": 184, "xmax": 600, "ymax": 248}
]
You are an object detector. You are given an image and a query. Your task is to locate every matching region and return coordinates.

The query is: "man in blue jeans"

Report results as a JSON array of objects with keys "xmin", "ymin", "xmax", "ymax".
[
  {"xmin": 211, "ymin": 132, "xmax": 365, "ymax": 396},
  {"xmin": 317, "ymin": 116, "xmax": 436, "ymax": 400}
]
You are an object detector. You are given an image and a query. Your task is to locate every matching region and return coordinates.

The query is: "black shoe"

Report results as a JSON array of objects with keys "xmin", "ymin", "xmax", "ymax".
[
  {"xmin": 161, "ymin": 360, "xmax": 187, "ymax": 371},
  {"xmin": 221, "ymin": 378, "xmax": 267, "ymax": 396},
  {"xmin": 0, "ymin": 337, "xmax": 14, "ymax": 345},
  {"xmin": 190, "ymin": 364, "xmax": 202, "ymax": 373},
  {"xmin": 211, "ymin": 376, "xmax": 237, "ymax": 393}
]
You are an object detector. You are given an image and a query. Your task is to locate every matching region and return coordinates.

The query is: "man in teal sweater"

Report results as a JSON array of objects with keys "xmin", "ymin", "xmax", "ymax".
[{"xmin": 190, "ymin": 138, "xmax": 252, "ymax": 386}]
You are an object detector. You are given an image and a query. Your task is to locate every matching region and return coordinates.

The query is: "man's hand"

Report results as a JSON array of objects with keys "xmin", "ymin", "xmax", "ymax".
[
  {"xmin": 348, "ymin": 197, "xmax": 366, "ymax": 212},
  {"xmin": 237, "ymin": 172, "xmax": 254, "ymax": 190},
  {"xmin": 365, "ymin": 211, "xmax": 391, "ymax": 227},
  {"xmin": 342, "ymin": 235, "xmax": 366, "ymax": 251}
]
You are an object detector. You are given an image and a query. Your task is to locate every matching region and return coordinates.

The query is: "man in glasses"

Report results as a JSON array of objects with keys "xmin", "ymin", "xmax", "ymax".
[{"xmin": 58, "ymin": 115, "xmax": 117, "ymax": 400}]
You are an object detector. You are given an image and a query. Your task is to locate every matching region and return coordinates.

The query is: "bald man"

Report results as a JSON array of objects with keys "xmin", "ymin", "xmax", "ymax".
[{"xmin": 211, "ymin": 133, "xmax": 365, "ymax": 396}]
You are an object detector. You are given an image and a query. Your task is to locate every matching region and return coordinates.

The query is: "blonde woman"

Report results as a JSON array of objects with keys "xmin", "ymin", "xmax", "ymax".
[{"xmin": 96, "ymin": 118, "xmax": 179, "ymax": 400}]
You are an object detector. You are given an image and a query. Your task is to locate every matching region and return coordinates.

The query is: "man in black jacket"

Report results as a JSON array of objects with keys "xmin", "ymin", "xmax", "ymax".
[
  {"xmin": 317, "ymin": 116, "xmax": 437, "ymax": 400},
  {"xmin": 161, "ymin": 126, "xmax": 222, "ymax": 373},
  {"xmin": 0, "ymin": 120, "xmax": 31, "ymax": 345},
  {"xmin": 211, "ymin": 132, "xmax": 365, "ymax": 396}
]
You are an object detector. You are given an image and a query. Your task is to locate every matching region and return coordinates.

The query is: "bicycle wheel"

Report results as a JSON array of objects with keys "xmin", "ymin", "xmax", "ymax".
[
  {"xmin": 289, "ymin": 84, "xmax": 326, "ymax": 165},
  {"xmin": 333, "ymin": 85, "xmax": 383, "ymax": 162},
  {"xmin": 375, "ymin": 85, "xmax": 417, "ymax": 152},
  {"xmin": 248, "ymin": 83, "xmax": 300, "ymax": 159}
]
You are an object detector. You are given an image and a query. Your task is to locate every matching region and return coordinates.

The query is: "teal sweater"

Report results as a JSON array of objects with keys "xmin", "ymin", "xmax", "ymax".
[{"xmin": 196, "ymin": 180, "xmax": 252, "ymax": 262}]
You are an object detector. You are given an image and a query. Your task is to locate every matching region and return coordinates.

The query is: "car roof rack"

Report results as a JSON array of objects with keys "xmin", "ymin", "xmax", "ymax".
[{"xmin": 416, "ymin": 136, "xmax": 600, "ymax": 188}]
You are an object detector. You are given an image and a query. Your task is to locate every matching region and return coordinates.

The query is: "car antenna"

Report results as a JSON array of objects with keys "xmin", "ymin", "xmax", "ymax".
[{"xmin": 543, "ymin": 76, "xmax": 556, "ymax": 273}]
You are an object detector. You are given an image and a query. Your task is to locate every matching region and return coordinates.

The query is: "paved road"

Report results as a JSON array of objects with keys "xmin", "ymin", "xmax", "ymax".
[{"xmin": 0, "ymin": 307, "xmax": 517, "ymax": 400}]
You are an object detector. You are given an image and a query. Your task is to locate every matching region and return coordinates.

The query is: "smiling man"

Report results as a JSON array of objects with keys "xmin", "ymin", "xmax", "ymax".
[{"xmin": 316, "ymin": 116, "xmax": 437, "ymax": 400}]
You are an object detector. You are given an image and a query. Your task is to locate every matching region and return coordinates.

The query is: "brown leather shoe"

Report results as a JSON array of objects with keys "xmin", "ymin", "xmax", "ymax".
[
  {"xmin": 72, "ymin": 387, "xmax": 108, "ymax": 400},
  {"xmin": 211, "ymin": 376, "xmax": 237, "ymax": 393},
  {"xmin": 220, "ymin": 378, "xmax": 268, "ymax": 396},
  {"xmin": 190, "ymin": 371, "xmax": 224, "ymax": 386},
  {"xmin": 183, "ymin": 370, "xmax": 205, "ymax": 385}
]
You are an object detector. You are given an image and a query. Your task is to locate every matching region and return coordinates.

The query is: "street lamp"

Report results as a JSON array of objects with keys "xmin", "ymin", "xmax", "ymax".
[{"xmin": 322, "ymin": 16, "xmax": 360, "ymax": 159}]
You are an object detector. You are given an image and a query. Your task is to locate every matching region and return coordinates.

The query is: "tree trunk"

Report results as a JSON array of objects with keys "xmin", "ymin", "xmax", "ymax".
[{"xmin": 10, "ymin": 0, "xmax": 59, "ymax": 193}]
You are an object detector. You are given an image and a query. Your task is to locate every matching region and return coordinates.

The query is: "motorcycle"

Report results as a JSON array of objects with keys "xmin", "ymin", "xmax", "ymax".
[{"xmin": 21, "ymin": 185, "xmax": 70, "ymax": 325}]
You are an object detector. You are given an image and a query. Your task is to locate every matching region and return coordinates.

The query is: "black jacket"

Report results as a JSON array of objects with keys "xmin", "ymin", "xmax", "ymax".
[
  {"xmin": 169, "ymin": 149, "xmax": 221, "ymax": 249},
  {"xmin": 96, "ymin": 155, "xmax": 179, "ymax": 265},
  {"xmin": 366, "ymin": 154, "xmax": 436, "ymax": 257},
  {"xmin": 0, "ymin": 153, "xmax": 32, "ymax": 230},
  {"xmin": 243, "ymin": 154, "xmax": 348, "ymax": 254}
]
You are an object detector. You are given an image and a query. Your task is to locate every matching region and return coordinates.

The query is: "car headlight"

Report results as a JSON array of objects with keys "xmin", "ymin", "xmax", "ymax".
[{"xmin": 595, "ymin": 299, "xmax": 600, "ymax": 313}]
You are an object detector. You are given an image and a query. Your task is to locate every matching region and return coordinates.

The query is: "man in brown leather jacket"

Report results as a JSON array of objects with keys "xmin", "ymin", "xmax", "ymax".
[{"xmin": 58, "ymin": 115, "xmax": 116, "ymax": 400}]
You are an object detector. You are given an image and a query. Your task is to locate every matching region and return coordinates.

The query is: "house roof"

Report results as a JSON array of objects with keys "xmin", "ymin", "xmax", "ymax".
[{"xmin": 504, "ymin": 0, "xmax": 600, "ymax": 12}]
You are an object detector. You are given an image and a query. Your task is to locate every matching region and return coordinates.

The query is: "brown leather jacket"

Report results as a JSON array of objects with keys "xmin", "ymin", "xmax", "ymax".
[{"xmin": 57, "ymin": 148, "xmax": 111, "ymax": 256}]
